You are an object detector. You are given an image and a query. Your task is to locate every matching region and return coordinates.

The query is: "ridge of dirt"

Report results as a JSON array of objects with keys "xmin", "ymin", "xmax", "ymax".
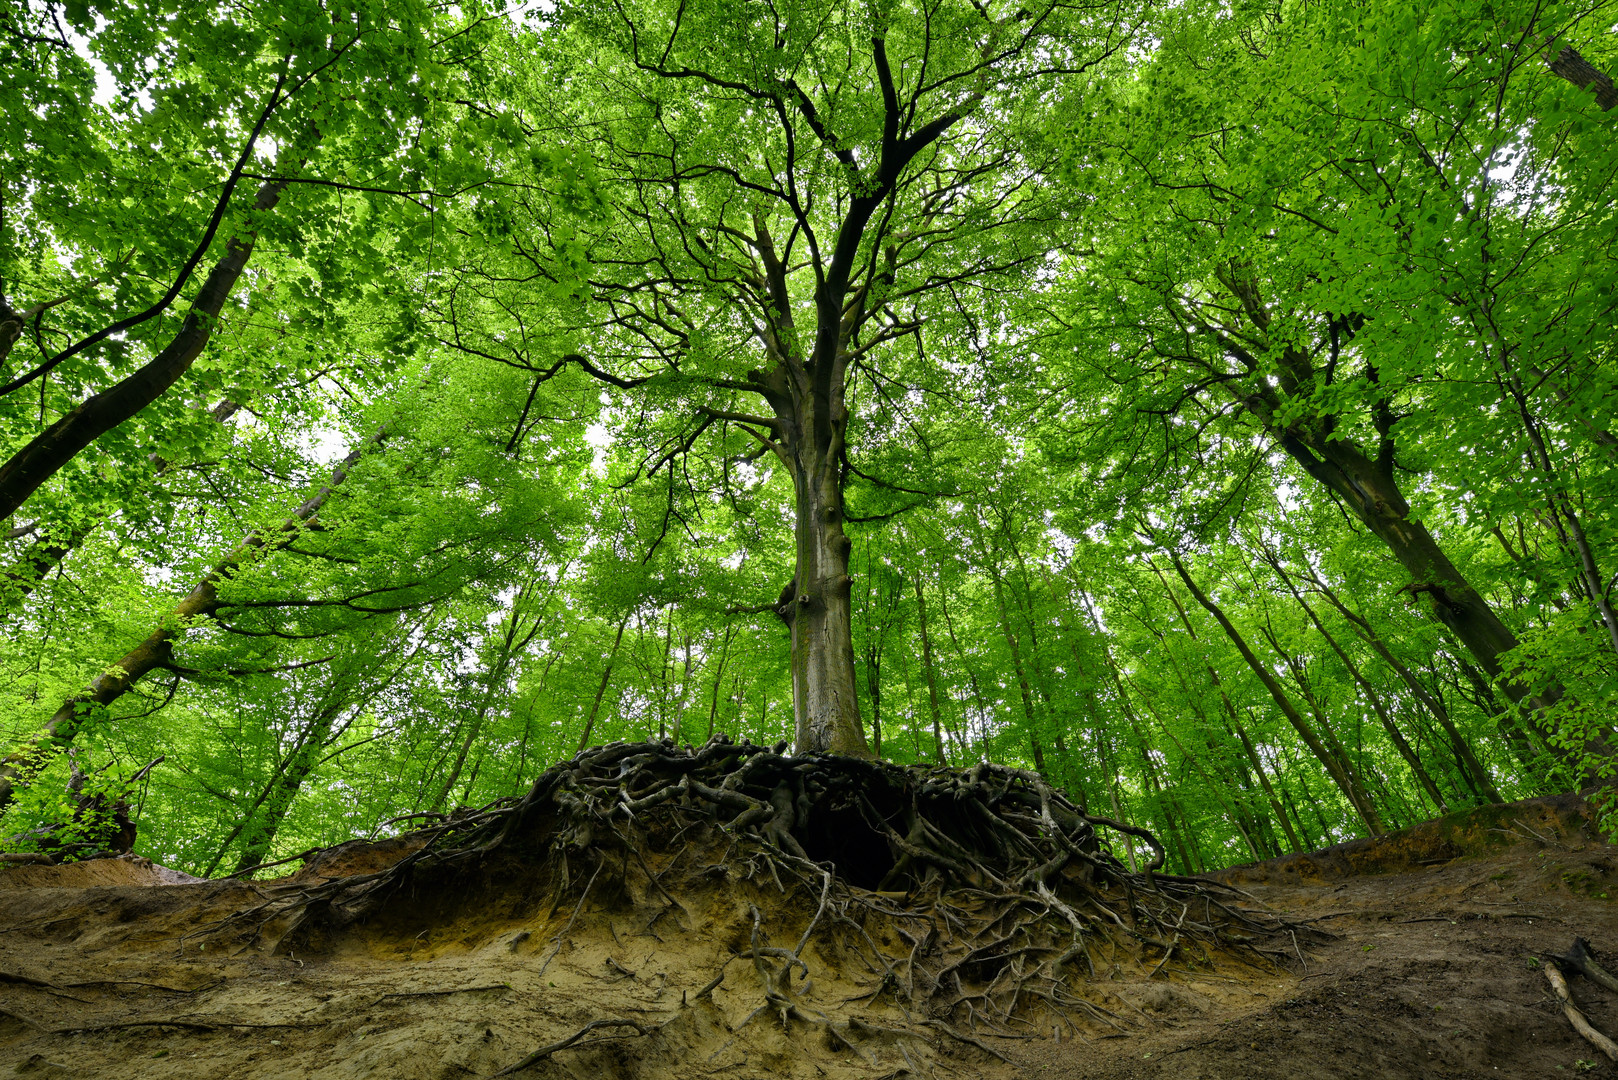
[{"xmin": 2, "ymin": 789, "xmax": 1618, "ymax": 1078}]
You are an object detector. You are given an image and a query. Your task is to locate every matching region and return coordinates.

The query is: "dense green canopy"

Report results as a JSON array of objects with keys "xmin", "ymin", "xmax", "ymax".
[{"xmin": 1, "ymin": 0, "xmax": 1615, "ymax": 874}]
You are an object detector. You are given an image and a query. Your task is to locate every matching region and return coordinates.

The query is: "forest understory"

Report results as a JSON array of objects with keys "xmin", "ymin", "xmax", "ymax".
[{"xmin": 1, "ymin": 748, "xmax": 1617, "ymax": 1079}]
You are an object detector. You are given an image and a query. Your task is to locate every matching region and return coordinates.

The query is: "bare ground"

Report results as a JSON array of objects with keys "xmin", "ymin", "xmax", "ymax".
[{"xmin": 2, "ymin": 793, "xmax": 1617, "ymax": 1079}]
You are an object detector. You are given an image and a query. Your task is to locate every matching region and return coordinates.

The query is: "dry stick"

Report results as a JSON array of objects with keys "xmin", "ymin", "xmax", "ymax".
[
  {"xmin": 1545, "ymin": 962, "xmax": 1618, "ymax": 1061},
  {"xmin": 492, "ymin": 1018, "xmax": 654, "ymax": 1076}
]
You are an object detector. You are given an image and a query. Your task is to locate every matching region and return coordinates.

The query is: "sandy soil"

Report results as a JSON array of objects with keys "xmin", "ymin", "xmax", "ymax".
[{"xmin": 2, "ymin": 793, "xmax": 1617, "ymax": 1079}]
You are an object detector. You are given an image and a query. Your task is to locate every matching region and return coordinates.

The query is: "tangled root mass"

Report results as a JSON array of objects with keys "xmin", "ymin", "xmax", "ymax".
[{"xmin": 211, "ymin": 737, "xmax": 1315, "ymax": 1039}]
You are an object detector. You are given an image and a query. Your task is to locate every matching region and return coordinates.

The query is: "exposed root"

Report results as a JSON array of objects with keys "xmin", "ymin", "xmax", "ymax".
[
  {"xmin": 188, "ymin": 737, "xmax": 1324, "ymax": 1055},
  {"xmin": 493, "ymin": 1017, "xmax": 656, "ymax": 1076}
]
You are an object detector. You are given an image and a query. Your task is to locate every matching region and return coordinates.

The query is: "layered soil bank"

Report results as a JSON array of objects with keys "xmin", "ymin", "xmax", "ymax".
[{"xmin": 2, "ymin": 790, "xmax": 1616, "ymax": 1078}]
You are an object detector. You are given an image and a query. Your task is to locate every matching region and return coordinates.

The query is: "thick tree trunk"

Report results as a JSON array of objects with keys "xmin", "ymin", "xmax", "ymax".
[
  {"xmin": 0, "ymin": 181, "xmax": 285, "ymax": 525},
  {"xmin": 781, "ymin": 453, "xmax": 867, "ymax": 754},
  {"xmin": 1276, "ymin": 432, "xmax": 1594, "ymax": 762},
  {"xmin": 0, "ymin": 427, "xmax": 384, "ymax": 810},
  {"xmin": 1548, "ymin": 44, "xmax": 1617, "ymax": 111}
]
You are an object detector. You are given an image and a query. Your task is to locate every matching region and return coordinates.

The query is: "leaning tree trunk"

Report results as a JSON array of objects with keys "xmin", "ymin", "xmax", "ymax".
[
  {"xmin": 1276, "ymin": 432, "xmax": 1591, "ymax": 750},
  {"xmin": 0, "ymin": 179, "xmax": 286, "ymax": 526},
  {"xmin": 1165, "ymin": 552, "xmax": 1386, "ymax": 836},
  {"xmin": 0, "ymin": 428, "xmax": 384, "ymax": 810},
  {"xmin": 1548, "ymin": 44, "xmax": 1617, "ymax": 111}
]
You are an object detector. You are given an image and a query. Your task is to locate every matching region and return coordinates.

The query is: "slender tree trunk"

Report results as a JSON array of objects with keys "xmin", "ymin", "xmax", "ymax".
[
  {"xmin": 1270, "ymin": 426, "xmax": 1589, "ymax": 757},
  {"xmin": 989, "ymin": 558, "xmax": 1045, "ymax": 773},
  {"xmin": 864, "ymin": 639, "xmax": 884, "ymax": 758},
  {"xmin": 1139, "ymin": 609, "xmax": 1279, "ymax": 856},
  {"xmin": 433, "ymin": 580, "xmax": 545, "ymax": 811},
  {"xmin": 1498, "ymin": 353, "xmax": 1618, "ymax": 660},
  {"xmin": 1075, "ymin": 595, "xmax": 1202, "ymax": 868},
  {"xmin": 575, "ymin": 614, "xmax": 630, "ymax": 754},
  {"xmin": 1162, "ymin": 551, "xmax": 1385, "ymax": 835},
  {"xmin": 936, "ymin": 581, "xmax": 989, "ymax": 762},
  {"xmin": 1142, "ymin": 569, "xmax": 1304, "ymax": 852},
  {"xmin": 1226, "ymin": 709, "xmax": 1304, "ymax": 853},
  {"xmin": 670, "ymin": 631, "xmax": 694, "ymax": 744},
  {"xmin": 1304, "ymin": 569, "xmax": 1516, "ymax": 794},
  {"xmin": 203, "ymin": 699, "xmax": 343, "ymax": 878},
  {"xmin": 228, "ymin": 711, "xmax": 339, "ymax": 876},
  {"xmin": 1256, "ymin": 620, "xmax": 1393, "ymax": 832},
  {"xmin": 0, "ymin": 428, "xmax": 385, "ymax": 809},
  {"xmin": 1283, "ymin": 574, "xmax": 1454, "ymax": 812},
  {"xmin": 1127, "ymin": 675, "xmax": 1263, "ymax": 862},
  {"xmin": 706, "ymin": 624, "xmax": 736, "ymax": 742},
  {"xmin": 913, "ymin": 573, "xmax": 949, "ymax": 764}
]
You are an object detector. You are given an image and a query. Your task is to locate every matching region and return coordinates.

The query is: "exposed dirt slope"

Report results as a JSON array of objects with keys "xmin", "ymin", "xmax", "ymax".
[
  {"xmin": 1017, "ymin": 792, "xmax": 1618, "ymax": 1079},
  {"xmin": 1, "ymin": 792, "xmax": 1616, "ymax": 1079}
]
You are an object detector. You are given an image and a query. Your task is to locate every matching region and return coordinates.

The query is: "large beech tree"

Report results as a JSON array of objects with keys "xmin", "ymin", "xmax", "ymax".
[
  {"xmin": 445, "ymin": 0, "xmax": 1138, "ymax": 753},
  {"xmin": 1, "ymin": 0, "xmax": 1613, "ymax": 876}
]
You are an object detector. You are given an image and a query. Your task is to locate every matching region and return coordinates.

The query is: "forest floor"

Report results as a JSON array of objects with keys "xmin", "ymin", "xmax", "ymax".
[{"xmin": 1, "ymin": 791, "xmax": 1617, "ymax": 1079}]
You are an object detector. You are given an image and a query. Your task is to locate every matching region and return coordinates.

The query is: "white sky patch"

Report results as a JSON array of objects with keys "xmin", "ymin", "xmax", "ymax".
[
  {"xmin": 298, "ymin": 423, "xmax": 351, "ymax": 465},
  {"xmin": 63, "ymin": 17, "xmax": 154, "ymax": 110},
  {"xmin": 584, "ymin": 422, "xmax": 612, "ymax": 473}
]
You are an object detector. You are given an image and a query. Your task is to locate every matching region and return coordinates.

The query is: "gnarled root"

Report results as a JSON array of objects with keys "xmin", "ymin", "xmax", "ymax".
[{"xmin": 190, "ymin": 737, "xmax": 1321, "ymax": 1036}]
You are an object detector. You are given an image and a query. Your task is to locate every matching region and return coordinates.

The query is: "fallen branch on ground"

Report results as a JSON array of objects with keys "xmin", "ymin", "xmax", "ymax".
[{"xmin": 1545, "ymin": 961, "xmax": 1618, "ymax": 1062}]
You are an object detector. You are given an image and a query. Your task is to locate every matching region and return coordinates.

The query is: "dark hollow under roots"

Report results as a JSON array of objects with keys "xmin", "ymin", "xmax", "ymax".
[{"xmin": 200, "ymin": 737, "xmax": 1323, "ymax": 1040}]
